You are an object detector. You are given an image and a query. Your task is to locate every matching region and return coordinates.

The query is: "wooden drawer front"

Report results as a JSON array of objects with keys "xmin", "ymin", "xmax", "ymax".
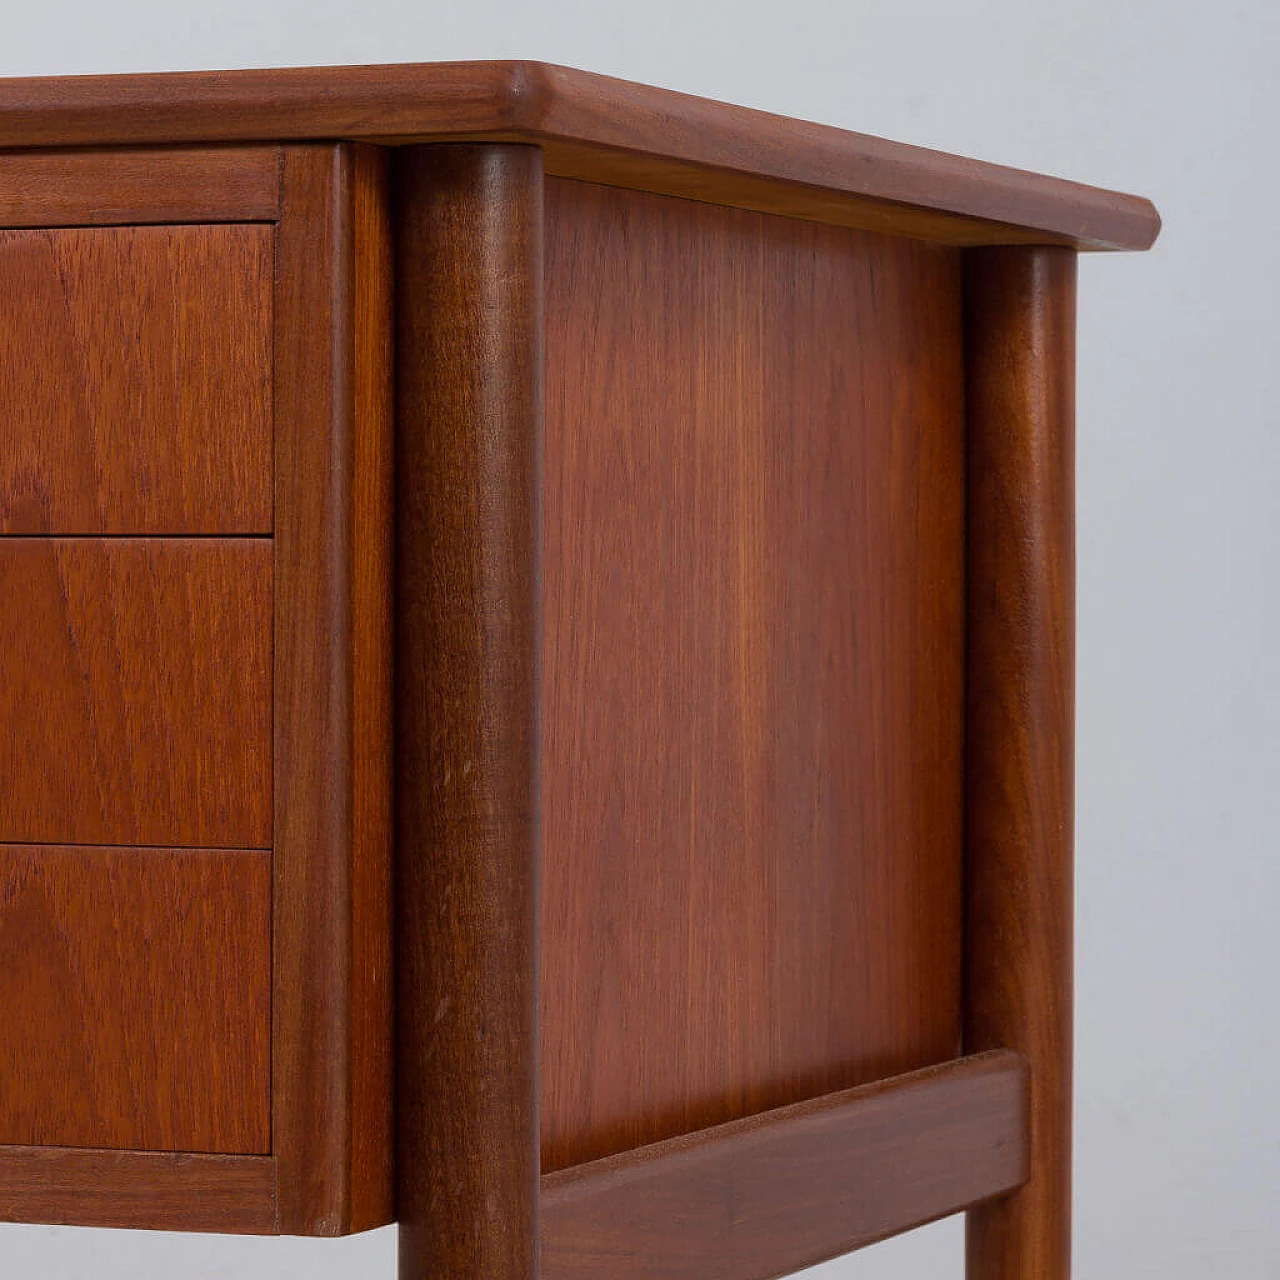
[
  {"xmin": 0, "ymin": 845, "xmax": 270, "ymax": 1153},
  {"xmin": 0, "ymin": 224, "xmax": 272, "ymax": 534},
  {"xmin": 0, "ymin": 539, "xmax": 271, "ymax": 848}
]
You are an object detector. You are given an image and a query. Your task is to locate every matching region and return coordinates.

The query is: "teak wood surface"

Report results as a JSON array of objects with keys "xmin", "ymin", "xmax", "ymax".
[
  {"xmin": 0, "ymin": 1148, "xmax": 277, "ymax": 1235},
  {"xmin": 0, "ymin": 223, "xmax": 273, "ymax": 534},
  {"xmin": 0, "ymin": 62, "xmax": 1158, "ymax": 249},
  {"xmin": 0, "ymin": 60, "xmax": 1158, "ymax": 1280},
  {"xmin": 0, "ymin": 538, "xmax": 272, "ymax": 848},
  {"xmin": 0, "ymin": 846, "xmax": 270, "ymax": 1153},
  {"xmin": 541, "ymin": 177, "xmax": 966, "ymax": 1171},
  {"xmin": 0, "ymin": 146, "xmax": 281, "ymax": 226},
  {"xmin": 271, "ymin": 143, "xmax": 395, "ymax": 1235},
  {"xmin": 394, "ymin": 142, "xmax": 544, "ymax": 1280},
  {"xmin": 541, "ymin": 1051, "xmax": 1029, "ymax": 1280},
  {"xmin": 0, "ymin": 141, "xmax": 394, "ymax": 1237}
]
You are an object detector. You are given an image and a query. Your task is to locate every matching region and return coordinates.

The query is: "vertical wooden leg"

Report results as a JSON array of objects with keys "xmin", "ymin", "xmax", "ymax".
[
  {"xmin": 963, "ymin": 247, "xmax": 1077, "ymax": 1280},
  {"xmin": 394, "ymin": 144, "xmax": 544, "ymax": 1280}
]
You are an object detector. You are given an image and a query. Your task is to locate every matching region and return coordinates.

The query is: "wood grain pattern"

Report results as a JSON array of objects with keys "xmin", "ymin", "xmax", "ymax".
[
  {"xmin": 0, "ymin": 224, "xmax": 272, "ymax": 534},
  {"xmin": 395, "ymin": 144, "xmax": 543, "ymax": 1280},
  {"xmin": 541, "ymin": 1052, "xmax": 1029, "ymax": 1280},
  {"xmin": 0, "ymin": 62, "xmax": 1159, "ymax": 250},
  {"xmin": 0, "ymin": 539, "xmax": 271, "ymax": 848},
  {"xmin": 0, "ymin": 1147, "xmax": 276, "ymax": 1234},
  {"xmin": 271, "ymin": 141, "xmax": 353, "ymax": 1234},
  {"xmin": 0, "ymin": 846, "xmax": 270, "ymax": 1153},
  {"xmin": 0, "ymin": 146, "xmax": 280, "ymax": 226},
  {"xmin": 540, "ymin": 178, "xmax": 966, "ymax": 1173},
  {"xmin": 272, "ymin": 143, "xmax": 394, "ymax": 1235},
  {"xmin": 963, "ymin": 247, "xmax": 1077, "ymax": 1280}
]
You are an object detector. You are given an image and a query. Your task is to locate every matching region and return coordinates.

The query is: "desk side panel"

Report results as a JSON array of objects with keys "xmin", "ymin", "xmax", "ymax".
[{"xmin": 541, "ymin": 177, "xmax": 967, "ymax": 1172}]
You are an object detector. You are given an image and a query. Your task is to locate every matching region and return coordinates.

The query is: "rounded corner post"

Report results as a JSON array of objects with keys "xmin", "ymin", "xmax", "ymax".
[
  {"xmin": 394, "ymin": 142, "xmax": 545, "ymax": 1280},
  {"xmin": 963, "ymin": 246, "xmax": 1077, "ymax": 1280}
]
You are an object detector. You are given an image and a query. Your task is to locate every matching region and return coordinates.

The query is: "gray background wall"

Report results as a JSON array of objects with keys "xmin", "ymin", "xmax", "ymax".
[{"xmin": 3, "ymin": 1, "xmax": 1277, "ymax": 1274}]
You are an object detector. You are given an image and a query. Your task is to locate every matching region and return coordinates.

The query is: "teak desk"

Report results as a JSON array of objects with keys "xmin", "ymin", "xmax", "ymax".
[{"xmin": 0, "ymin": 61, "xmax": 1159, "ymax": 1280}]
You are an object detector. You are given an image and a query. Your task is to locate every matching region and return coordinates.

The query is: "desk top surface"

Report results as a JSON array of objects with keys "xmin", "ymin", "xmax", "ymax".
[{"xmin": 0, "ymin": 61, "xmax": 1159, "ymax": 251}]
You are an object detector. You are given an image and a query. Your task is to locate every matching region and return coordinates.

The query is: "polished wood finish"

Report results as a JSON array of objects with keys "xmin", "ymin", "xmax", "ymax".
[
  {"xmin": 0, "ymin": 539, "xmax": 271, "ymax": 848},
  {"xmin": 0, "ymin": 224, "xmax": 272, "ymax": 534},
  {"xmin": 542, "ymin": 1051, "xmax": 1029, "ymax": 1280},
  {"xmin": 395, "ymin": 145, "xmax": 543, "ymax": 1280},
  {"xmin": 0, "ymin": 62, "xmax": 1152, "ymax": 1262},
  {"xmin": 348, "ymin": 142, "xmax": 397, "ymax": 1237},
  {"xmin": 272, "ymin": 143, "xmax": 395, "ymax": 1235},
  {"xmin": 0, "ymin": 146, "xmax": 280, "ymax": 226},
  {"xmin": 0, "ymin": 846, "xmax": 270, "ymax": 1153},
  {"xmin": 963, "ymin": 247, "xmax": 1077, "ymax": 1280},
  {"xmin": 0, "ymin": 63, "xmax": 1159, "ymax": 249},
  {"xmin": 541, "ymin": 178, "xmax": 966, "ymax": 1172},
  {"xmin": 0, "ymin": 1148, "xmax": 277, "ymax": 1234}
]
